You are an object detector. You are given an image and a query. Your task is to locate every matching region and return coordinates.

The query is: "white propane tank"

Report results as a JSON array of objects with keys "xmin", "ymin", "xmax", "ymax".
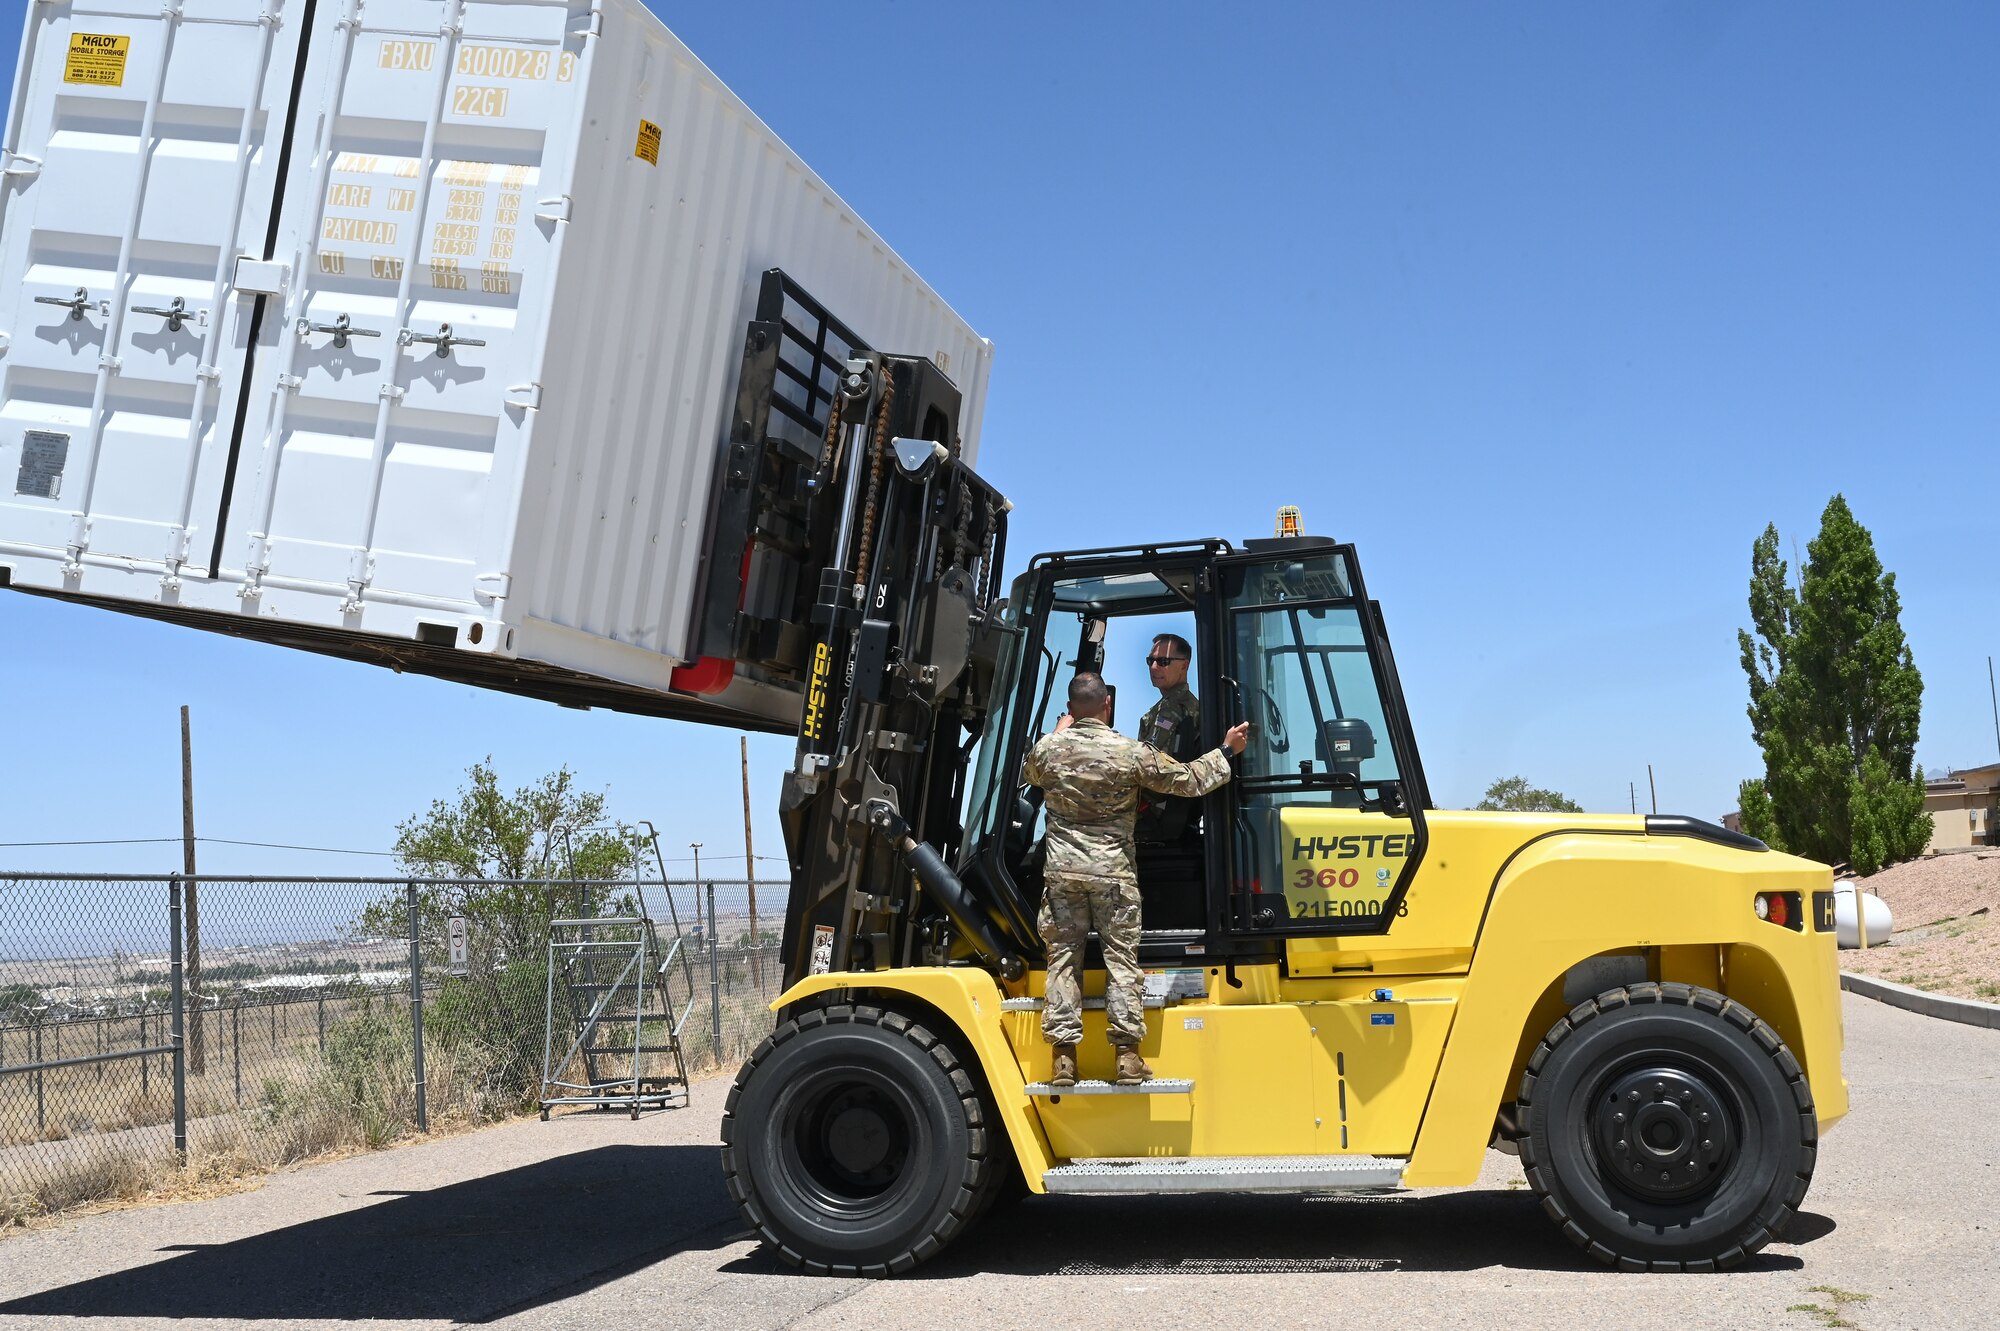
[{"xmin": 1833, "ymin": 881, "xmax": 1894, "ymax": 949}]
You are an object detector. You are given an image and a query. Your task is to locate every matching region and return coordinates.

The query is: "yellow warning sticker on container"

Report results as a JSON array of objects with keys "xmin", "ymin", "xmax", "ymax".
[
  {"xmin": 65, "ymin": 33, "xmax": 130, "ymax": 87},
  {"xmin": 634, "ymin": 119, "xmax": 661, "ymax": 166}
]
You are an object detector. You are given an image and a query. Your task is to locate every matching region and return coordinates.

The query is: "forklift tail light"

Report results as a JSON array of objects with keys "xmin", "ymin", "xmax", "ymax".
[{"xmin": 1754, "ymin": 892, "xmax": 1801, "ymax": 930}]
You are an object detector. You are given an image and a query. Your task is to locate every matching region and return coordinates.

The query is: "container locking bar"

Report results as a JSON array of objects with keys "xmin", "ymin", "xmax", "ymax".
[
  {"xmin": 296, "ymin": 313, "xmax": 379, "ymax": 349},
  {"xmin": 36, "ymin": 287, "xmax": 106, "ymax": 322},
  {"xmin": 132, "ymin": 296, "xmax": 202, "ymax": 332},
  {"xmin": 400, "ymin": 322, "xmax": 485, "ymax": 359}
]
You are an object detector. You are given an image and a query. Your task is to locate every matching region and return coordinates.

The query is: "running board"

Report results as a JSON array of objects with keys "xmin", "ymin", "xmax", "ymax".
[
  {"xmin": 1042, "ymin": 1156, "xmax": 1406, "ymax": 1195},
  {"xmin": 1024, "ymin": 1079, "xmax": 1193, "ymax": 1097},
  {"xmin": 1001, "ymin": 996, "xmax": 1168, "ymax": 1011}
]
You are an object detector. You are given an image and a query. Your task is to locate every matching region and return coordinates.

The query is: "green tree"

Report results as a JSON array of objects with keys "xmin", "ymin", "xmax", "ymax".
[
  {"xmin": 1737, "ymin": 496, "xmax": 1931, "ymax": 872},
  {"xmin": 1735, "ymin": 778, "xmax": 1784, "ymax": 851},
  {"xmin": 1475, "ymin": 776, "xmax": 1583, "ymax": 813},
  {"xmin": 371, "ymin": 758, "xmax": 638, "ymax": 958},
  {"xmin": 356, "ymin": 761, "xmax": 644, "ymax": 1109}
]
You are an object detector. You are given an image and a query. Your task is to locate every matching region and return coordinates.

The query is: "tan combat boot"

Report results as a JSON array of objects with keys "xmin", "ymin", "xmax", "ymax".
[
  {"xmin": 1114, "ymin": 1045, "xmax": 1151, "ymax": 1085},
  {"xmin": 1049, "ymin": 1043, "xmax": 1078, "ymax": 1087}
]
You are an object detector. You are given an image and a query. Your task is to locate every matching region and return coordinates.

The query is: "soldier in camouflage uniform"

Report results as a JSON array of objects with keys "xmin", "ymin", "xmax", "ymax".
[
  {"xmin": 1024, "ymin": 671, "xmax": 1248, "ymax": 1085},
  {"xmin": 1135, "ymin": 632, "xmax": 1203, "ymax": 845}
]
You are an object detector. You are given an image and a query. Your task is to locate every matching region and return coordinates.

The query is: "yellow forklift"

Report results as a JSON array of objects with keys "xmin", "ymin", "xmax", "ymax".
[{"xmin": 709, "ymin": 277, "xmax": 1845, "ymax": 1276}]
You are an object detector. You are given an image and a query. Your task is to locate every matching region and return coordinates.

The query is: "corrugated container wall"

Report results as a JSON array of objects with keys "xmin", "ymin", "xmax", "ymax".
[{"xmin": 0, "ymin": 0, "xmax": 992, "ymax": 730}]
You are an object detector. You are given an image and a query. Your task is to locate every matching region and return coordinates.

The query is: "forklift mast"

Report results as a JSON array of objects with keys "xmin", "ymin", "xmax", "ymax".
[{"xmin": 701, "ymin": 272, "xmax": 1035, "ymax": 989}]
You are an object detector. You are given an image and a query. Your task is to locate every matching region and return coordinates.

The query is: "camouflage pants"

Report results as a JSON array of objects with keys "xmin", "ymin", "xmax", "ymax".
[{"xmin": 1038, "ymin": 873, "xmax": 1146, "ymax": 1046}]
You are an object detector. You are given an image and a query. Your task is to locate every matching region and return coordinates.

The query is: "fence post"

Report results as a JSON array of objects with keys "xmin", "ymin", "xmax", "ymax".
[
  {"xmin": 706, "ymin": 883, "xmax": 722, "ymax": 1057},
  {"xmin": 317, "ymin": 991, "xmax": 326, "ymax": 1053},
  {"xmin": 232, "ymin": 998, "xmax": 242, "ymax": 1105},
  {"xmin": 169, "ymin": 877, "xmax": 187, "ymax": 1164},
  {"xmin": 33, "ymin": 1015, "xmax": 45, "ymax": 1136},
  {"xmin": 408, "ymin": 881, "xmax": 427, "ymax": 1133},
  {"xmin": 140, "ymin": 1011, "xmax": 149, "ymax": 1097}
]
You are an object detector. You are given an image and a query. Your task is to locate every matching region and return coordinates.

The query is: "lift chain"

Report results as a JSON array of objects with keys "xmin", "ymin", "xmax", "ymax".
[{"xmin": 854, "ymin": 367, "xmax": 895, "ymax": 592}]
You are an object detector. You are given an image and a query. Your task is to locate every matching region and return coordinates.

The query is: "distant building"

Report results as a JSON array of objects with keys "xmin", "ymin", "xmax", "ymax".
[
  {"xmin": 1720, "ymin": 811, "xmax": 1743, "ymax": 834},
  {"xmin": 1924, "ymin": 762, "xmax": 2000, "ymax": 851}
]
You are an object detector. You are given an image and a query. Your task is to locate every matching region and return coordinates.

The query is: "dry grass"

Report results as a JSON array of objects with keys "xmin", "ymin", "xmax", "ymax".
[
  {"xmin": 0, "ymin": 1005, "xmax": 515, "ymax": 1236},
  {"xmin": 1840, "ymin": 850, "xmax": 2000, "ymax": 1002}
]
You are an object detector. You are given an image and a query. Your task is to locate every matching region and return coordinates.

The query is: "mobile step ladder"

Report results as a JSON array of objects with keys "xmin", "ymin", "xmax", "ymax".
[{"xmin": 538, "ymin": 823, "xmax": 696, "ymax": 1118}]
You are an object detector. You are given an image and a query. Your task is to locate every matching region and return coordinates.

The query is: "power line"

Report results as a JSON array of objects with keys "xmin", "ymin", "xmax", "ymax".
[{"xmin": 0, "ymin": 836, "xmax": 789, "ymax": 863}]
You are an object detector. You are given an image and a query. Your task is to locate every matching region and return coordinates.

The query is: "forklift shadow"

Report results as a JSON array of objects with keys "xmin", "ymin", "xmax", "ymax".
[
  {"xmin": 0, "ymin": 1145, "xmax": 739, "ymax": 1324},
  {"xmin": 890, "ymin": 1191, "xmax": 1822, "ymax": 1277}
]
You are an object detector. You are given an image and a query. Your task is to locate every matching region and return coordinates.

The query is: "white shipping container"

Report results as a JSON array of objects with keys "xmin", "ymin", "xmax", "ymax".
[{"xmin": 0, "ymin": 0, "xmax": 991, "ymax": 728}]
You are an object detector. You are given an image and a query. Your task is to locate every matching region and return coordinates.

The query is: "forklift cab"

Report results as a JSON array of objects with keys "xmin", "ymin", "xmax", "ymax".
[{"xmin": 960, "ymin": 534, "xmax": 1433, "ymax": 967}]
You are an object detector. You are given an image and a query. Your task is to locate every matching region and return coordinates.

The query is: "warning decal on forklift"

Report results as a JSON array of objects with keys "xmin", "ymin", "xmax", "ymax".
[
  {"xmin": 809, "ymin": 924, "xmax": 836, "ymax": 975},
  {"xmin": 634, "ymin": 119, "xmax": 662, "ymax": 165},
  {"xmin": 64, "ymin": 34, "xmax": 129, "ymax": 87}
]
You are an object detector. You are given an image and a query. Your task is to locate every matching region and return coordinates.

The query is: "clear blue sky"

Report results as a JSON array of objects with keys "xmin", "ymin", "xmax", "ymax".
[{"xmin": 1, "ymin": 1, "xmax": 1995, "ymax": 876}]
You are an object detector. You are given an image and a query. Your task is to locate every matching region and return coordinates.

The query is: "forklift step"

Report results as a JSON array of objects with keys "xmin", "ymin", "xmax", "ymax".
[
  {"xmin": 1001, "ymin": 996, "xmax": 1167, "ymax": 1011},
  {"xmin": 1042, "ymin": 1155, "xmax": 1406, "ymax": 1195},
  {"xmin": 1024, "ymin": 1078, "xmax": 1193, "ymax": 1096},
  {"xmin": 583, "ymin": 1045, "xmax": 682, "ymax": 1055}
]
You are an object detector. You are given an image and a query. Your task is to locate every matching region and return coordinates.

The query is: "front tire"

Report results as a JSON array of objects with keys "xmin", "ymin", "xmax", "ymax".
[
  {"xmin": 1518, "ymin": 982, "xmax": 1817, "ymax": 1272},
  {"xmin": 720, "ymin": 1003, "xmax": 994, "ymax": 1276}
]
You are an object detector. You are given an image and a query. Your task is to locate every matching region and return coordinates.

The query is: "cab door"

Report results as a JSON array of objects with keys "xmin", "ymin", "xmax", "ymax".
[{"xmin": 1215, "ymin": 541, "xmax": 1430, "ymax": 939}]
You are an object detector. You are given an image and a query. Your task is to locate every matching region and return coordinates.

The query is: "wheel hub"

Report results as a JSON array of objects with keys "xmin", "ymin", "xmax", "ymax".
[
  {"xmin": 1593, "ymin": 1066, "xmax": 1735, "ymax": 1202},
  {"xmin": 787, "ymin": 1079, "xmax": 913, "ymax": 1207}
]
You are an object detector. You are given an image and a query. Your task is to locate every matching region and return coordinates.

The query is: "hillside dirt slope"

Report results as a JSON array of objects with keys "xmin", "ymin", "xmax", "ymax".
[{"xmin": 1837, "ymin": 848, "xmax": 2000, "ymax": 1001}]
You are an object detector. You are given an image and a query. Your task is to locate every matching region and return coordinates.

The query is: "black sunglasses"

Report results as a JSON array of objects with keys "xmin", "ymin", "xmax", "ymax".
[{"xmin": 1144, "ymin": 655, "xmax": 1187, "ymax": 667}]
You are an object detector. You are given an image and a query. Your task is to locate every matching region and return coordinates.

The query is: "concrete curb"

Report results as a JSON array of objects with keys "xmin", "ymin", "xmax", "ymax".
[{"xmin": 1840, "ymin": 970, "xmax": 2000, "ymax": 1030}]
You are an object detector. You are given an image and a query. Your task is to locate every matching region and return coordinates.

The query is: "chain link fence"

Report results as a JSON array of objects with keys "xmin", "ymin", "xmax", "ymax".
[{"xmin": 0, "ymin": 873, "xmax": 785, "ymax": 1224}]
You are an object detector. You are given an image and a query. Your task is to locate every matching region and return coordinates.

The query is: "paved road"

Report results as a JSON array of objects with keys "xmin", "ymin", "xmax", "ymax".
[{"xmin": 0, "ymin": 993, "xmax": 1993, "ymax": 1330}]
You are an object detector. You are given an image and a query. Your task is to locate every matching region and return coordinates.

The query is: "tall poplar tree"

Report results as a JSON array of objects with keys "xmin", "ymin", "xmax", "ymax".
[{"xmin": 1737, "ymin": 496, "xmax": 1930, "ymax": 873}]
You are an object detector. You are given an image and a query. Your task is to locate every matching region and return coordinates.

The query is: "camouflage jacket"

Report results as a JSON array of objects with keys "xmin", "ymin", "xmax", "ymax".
[
  {"xmin": 1135, "ymin": 684, "xmax": 1202, "ymax": 842},
  {"xmin": 1023, "ymin": 717, "xmax": 1231, "ymax": 884}
]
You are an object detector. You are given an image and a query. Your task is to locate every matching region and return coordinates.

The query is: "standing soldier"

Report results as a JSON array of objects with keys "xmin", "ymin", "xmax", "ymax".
[
  {"xmin": 1026, "ymin": 672, "xmax": 1248, "ymax": 1085},
  {"xmin": 1135, "ymin": 632, "xmax": 1203, "ymax": 846}
]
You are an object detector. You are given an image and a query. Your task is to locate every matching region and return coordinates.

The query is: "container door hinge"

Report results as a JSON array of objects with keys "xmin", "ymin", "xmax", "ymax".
[
  {"xmin": 2, "ymin": 152, "xmax": 41, "ymax": 179},
  {"xmin": 536, "ymin": 195, "xmax": 572, "ymax": 223},
  {"xmin": 239, "ymin": 534, "xmax": 272, "ymax": 599},
  {"xmin": 98, "ymin": 354, "xmax": 122, "ymax": 373},
  {"xmin": 276, "ymin": 372, "xmax": 301, "ymax": 391},
  {"xmin": 583, "ymin": 8, "xmax": 604, "ymax": 37},
  {"xmin": 61, "ymin": 515, "xmax": 91, "ymax": 578},
  {"xmin": 505, "ymin": 382, "xmax": 541, "ymax": 409},
  {"xmin": 342, "ymin": 549, "xmax": 375, "ymax": 614},
  {"xmin": 160, "ymin": 525, "xmax": 194, "ymax": 592},
  {"xmin": 378, "ymin": 382, "xmax": 406, "ymax": 402},
  {"xmin": 474, "ymin": 571, "xmax": 512, "ymax": 602}
]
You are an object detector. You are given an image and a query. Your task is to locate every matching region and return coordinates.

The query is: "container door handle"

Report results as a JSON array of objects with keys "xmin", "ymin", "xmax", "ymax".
[
  {"xmin": 132, "ymin": 296, "xmax": 204, "ymax": 332},
  {"xmin": 36, "ymin": 287, "xmax": 108, "ymax": 322},
  {"xmin": 295, "ymin": 313, "xmax": 381, "ymax": 349},
  {"xmin": 399, "ymin": 322, "xmax": 485, "ymax": 359}
]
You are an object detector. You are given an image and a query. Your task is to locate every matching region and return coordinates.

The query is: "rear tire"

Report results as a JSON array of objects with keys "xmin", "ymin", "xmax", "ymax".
[
  {"xmin": 720, "ymin": 1003, "xmax": 993, "ymax": 1276},
  {"xmin": 1518, "ymin": 982, "xmax": 1816, "ymax": 1272}
]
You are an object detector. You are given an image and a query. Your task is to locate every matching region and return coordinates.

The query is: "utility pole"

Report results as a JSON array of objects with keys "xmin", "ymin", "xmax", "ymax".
[
  {"xmin": 689, "ymin": 842, "xmax": 704, "ymax": 947},
  {"xmin": 740, "ymin": 738, "xmax": 760, "ymax": 986},
  {"xmin": 180, "ymin": 706, "xmax": 203, "ymax": 1074},
  {"xmin": 1989, "ymin": 655, "xmax": 1998, "ymax": 760},
  {"xmin": 1647, "ymin": 764, "xmax": 1658, "ymax": 816}
]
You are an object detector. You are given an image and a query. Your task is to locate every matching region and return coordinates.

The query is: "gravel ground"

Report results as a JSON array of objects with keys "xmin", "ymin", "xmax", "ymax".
[
  {"xmin": 0, "ymin": 993, "xmax": 1995, "ymax": 1331},
  {"xmin": 1839, "ymin": 850, "xmax": 2000, "ymax": 1001}
]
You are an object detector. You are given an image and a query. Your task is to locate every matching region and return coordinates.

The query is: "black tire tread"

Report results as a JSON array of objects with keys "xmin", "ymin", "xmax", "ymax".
[
  {"xmin": 1516, "ymin": 981, "xmax": 1817, "ymax": 1272},
  {"xmin": 718, "ymin": 1002, "xmax": 995, "ymax": 1278}
]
